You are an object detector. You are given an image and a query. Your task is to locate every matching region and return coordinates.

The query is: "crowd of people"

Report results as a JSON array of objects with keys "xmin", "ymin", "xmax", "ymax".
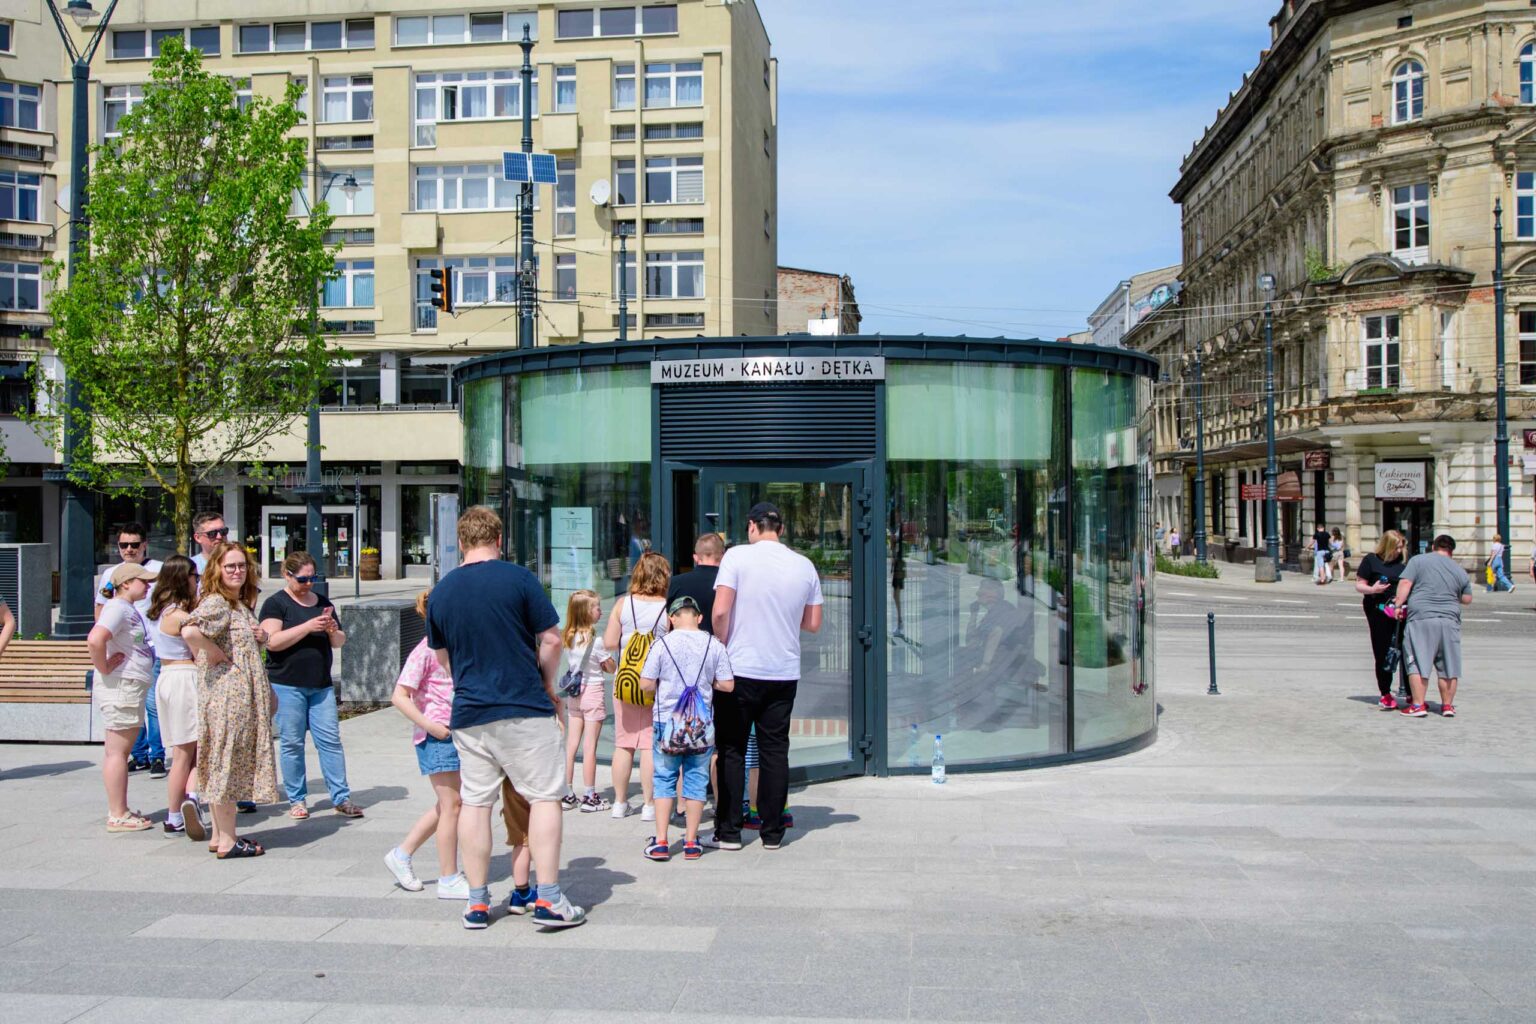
[{"xmin": 88, "ymin": 498, "xmax": 823, "ymax": 936}]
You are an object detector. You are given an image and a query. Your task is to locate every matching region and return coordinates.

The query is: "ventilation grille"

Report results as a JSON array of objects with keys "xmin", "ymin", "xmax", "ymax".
[
  {"xmin": 660, "ymin": 384, "xmax": 877, "ymax": 461},
  {"xmin": 0, "ymin": 548, "xmax": 15, "ymax": 612}
]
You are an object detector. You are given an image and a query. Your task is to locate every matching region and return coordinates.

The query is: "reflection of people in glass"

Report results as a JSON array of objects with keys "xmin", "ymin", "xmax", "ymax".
[
  {"xmin": 890, "ymin": 517, "xmax": 908, "ymax": 640},
  {"xmin": 627, "ymin": 515, "xmax": 651, "ymax": 569},
  {"xmin": 965, "ymin": 577, "xmax": 1039, "ymax": 688}
]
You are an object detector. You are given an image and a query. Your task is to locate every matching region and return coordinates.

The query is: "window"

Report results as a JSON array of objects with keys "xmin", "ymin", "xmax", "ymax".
[
  {"xmin": 394, "ymin": 12, "xmax": 535, "ymax": 46},
  {"xmin": 323, "ymin": 227, "xmax": 375, "ymax": 246},
  {"xmin": 112, "ymin": 30, "xmax": 146, "ymax": 59},
  {"xmin": 0, "ymin": 261, "xmax": 41, "ymax": 311},
  {"xmin": 1519, "ymin": 172, "xmax": 1536, "ymax": 239},
  {"xmin": 611, "ymin": 313, "xmax": 637, "ymax": 330},
  {"xmin": 234, "ymin": 79, "xmax": 252, "ymax": 111},
  {"xmin": 643, "ymin": 122, "xmax": 703, "ymax": 140},
  {"xmin": 401, "ymin": 363, "xmax": 456, "ymax": 405},
  {"xmin": 321, "ymin": 320, "xmax": 375, "ymax": 336},
  {"xmin": 1397, "ymin": 14, "xmax": 1413, "ymax": 29},
  {"xmin": 644, "ymin": 155, "xmax": 703, "ymax": 204},
  {"xmin": 645, "ymin": 217, "xmax": 703, "ymax": 235},
  {"xmin": 557, "ymin": 6, "xmax": 676, "ymax": 38},
  {"xmin": 414, "ymin": 164, "xmax": 526, "ymax": 212},
  {"xmin": 237, "ymin": 19, "xmax": 372, "ymax": 53},
  {"xmin": 0, "ymin": 83, "xmax": 41, "ymax": 131},
  {"xmin": 644, "ymin": 250, "xmax": 703, "ymax": 299},
  {"xmin": 614, "ymin": 249, "xmax": 636, "ymax": 299},
  {"xmin": 555, "ymin": 159, "xmax": 576, "ymax": 236},
  {"xmin": 1362, "ymin": 314, "xmax": 1401, "ymax": 390},
  {"xmin": 321, "ymin": 355, "xmax": 380, "ymax": 407},
  {"xmin": 555, "ymin": 66, "xmax": 577, "ymax": 112},
  {"xmin": 644, "ymin": 62, "xmax": 702, "ymax": 108},
  {"xmin": 614, "ymin": 159, "xmax": 636, "ymax": 205},
  {"xmin": 646, "ymin": 312, "xmax": 703, "ymax": 328},
  {"xmin": 320, "ymin": 168, "xmax": 373, "ymax": 216},
  {"xmin": 1391, "ymin": 60, "xmax": 1424, "ymax": 124},
  {"xmin": 1521, "ymin": 310, "xmax": 1536, "ymax": 386},
  {"xmin": 1525, "ymin": 44, "xmax": 1536, "ymax": 104},
  {"xmin": 414, "ymin": 256, "xmax": 523, "ymax": 328},
  {"xmin": 323, "ymin": 75, "xmax": 374, "ymax": 123},
  {"xmin": 0, "ymin": 21, "xmax": 11, "ymax": 54},
  {"xmin": 554, "ymin": 254, "xmax": 577, "ymax": 300},
  {"xmin": 414, "ymin": 70, "xmax": 536, "ymax": 146},
  {"xmin": 190, "ymin": 26, "xmax": 221, "ymax": 55},
  {"xmin": 319, "ymin": 134, "xmax": 373, "ymax": 151},
  {"xmin": 321, "ymin": 259, "xmax": 374, "ymax": 308},
  {"xmin": 612, "ymin": 124, "xmax": 636, "ymax": 141},
  {"xmin": 292, "ymin": 76, "xmax": 309, "ymax": 117},
  {"xmin": 613, "ymin": 63, "xmax": 636, "ymax": 110},
  {"xmin": 103, "ymin": 85, "xmax": 145, "ymax": 138},
  {"xmin": 1391, "ymin": 183, "xmax": 1429, "ymax": 261},
  {"xmin": 0, "ymin": 172, "xmax": 41, "ymax": 223},
  {"xmin": 764, "ymin": 210, "xmax": 771, "ymax": 237}
]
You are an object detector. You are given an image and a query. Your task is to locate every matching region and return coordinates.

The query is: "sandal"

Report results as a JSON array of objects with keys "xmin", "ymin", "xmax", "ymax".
[
  {"xmin": 106, "ymin": 812, "xmax": 153, "ymax": 833},
  {"xmin": 332, "ymin": 801, "xmax": 364, "ymax": 818},
  {"xmin": 289, "ymin": 804, "xmax": 309, "ymax": 820},
  {"xmin": 216, "ymin": 838, "xmax": 265, "ymax": 859},
  {"xmin": 208, "ymin": 836, "xmax": 264, "ymax": 854}
]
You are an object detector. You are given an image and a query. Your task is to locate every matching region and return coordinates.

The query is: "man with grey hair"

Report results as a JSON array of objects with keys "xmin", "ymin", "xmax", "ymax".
[{"xmin": 1393, "ymin": 533, "xmax": 1472, "ymax": 719}]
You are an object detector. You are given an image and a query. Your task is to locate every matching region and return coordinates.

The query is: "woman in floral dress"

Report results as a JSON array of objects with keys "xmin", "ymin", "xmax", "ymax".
[{"xmin": 183, "ymin": 541, "xmax": 277, "ymax": 858}]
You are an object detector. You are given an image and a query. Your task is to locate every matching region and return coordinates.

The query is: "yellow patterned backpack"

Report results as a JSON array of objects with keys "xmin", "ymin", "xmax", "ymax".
[{"xmin": 613, "ymin": 596, "xmax": 663, "ymax": 706}]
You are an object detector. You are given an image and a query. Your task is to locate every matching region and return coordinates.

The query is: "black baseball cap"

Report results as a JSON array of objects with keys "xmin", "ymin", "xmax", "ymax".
[
  {"xmin": 668, "ymin": 594, "xmax": 702, "ymax": 616},
  {"xmin": 746, "ymin": 501, "xmax": 782, "ymax": 524}
]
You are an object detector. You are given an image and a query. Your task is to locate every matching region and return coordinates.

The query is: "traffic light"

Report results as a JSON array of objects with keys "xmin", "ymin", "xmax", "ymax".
[{"xmin": 429, "ymin": 266, "xmax": 453, "ymax": 314}]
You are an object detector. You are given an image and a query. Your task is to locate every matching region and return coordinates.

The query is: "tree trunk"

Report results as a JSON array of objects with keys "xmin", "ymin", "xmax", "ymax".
[{"xmin": 173, "ymin": 470, "xmax": 194, "ymax": 558}]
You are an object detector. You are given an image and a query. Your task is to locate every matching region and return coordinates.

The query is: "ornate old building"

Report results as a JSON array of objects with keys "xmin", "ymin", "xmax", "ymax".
[{"xmin": 1128, "ymin": 0, "xmax": 1536, "ymax": 566}]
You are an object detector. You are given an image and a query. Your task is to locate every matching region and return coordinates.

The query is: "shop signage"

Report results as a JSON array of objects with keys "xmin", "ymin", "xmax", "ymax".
[
  {"xmin": 1240, "ymin": 483, "xmax": 1265, "ymax": 501},
  {"xmin": 1302, "ymin": 450, "xmax": 1330, "ymax": 470},
  {"xmin": 651, "ymin": 356, "xmax": 885, "ymax": 384},
  {"xmin": 1523, "ymin": 429, "xmax": 1536, "ymax": 450},
  {"xmin": 1374, "ymin": 461, "xmax": 1427, "ymax": 502}
]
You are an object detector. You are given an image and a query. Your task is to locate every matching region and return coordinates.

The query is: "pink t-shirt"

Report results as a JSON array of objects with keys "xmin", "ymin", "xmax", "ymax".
[{"xmin": 396, "ymin": 636, "xmax": 454, "ymax": 744}]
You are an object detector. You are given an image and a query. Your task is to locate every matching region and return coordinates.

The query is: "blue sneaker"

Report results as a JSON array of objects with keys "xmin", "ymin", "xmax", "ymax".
[
  {"xmin": 533, "ymin": 895, "xmax": 587, "ymax": 929},
  {"xmin": 505, "ymin": 887, "xmax": 537, "ymax": 915},
  {"xmin": 463, "ymin": 902, "xmax": 491, "ymax": 930}
]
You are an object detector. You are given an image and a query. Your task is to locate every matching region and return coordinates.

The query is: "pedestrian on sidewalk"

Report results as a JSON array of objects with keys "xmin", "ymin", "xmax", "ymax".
[
  {"xmin": 146, "ymin": 555, "xmax": 204, "ymax": 838},
  {"xmin": 385, "ymin": 589, "xmax": 469, "ymax": 899},
  {"xmin": 712, "ymin": 501, "xmax": 824, "ymax": 852},
  {"xmin": 1330, "ymin": 528, "xmax": 1347, "ymax": 580},
  {"xmin": 87, "ymin": 561, "xmax": 159, "ymax": 834},
  {"xmin": 1167, "ymin": 527, "xmax": 1181, "ymax": 561},
  {"xmin": 259, "ymin": 553, "xmax": 361, "ymax": 821},
  {"xmin": 667, "ymin": 532, "xmax": 725, "ymax": 812},
  {"xmin": 639, "ymin": 595, "xmax": 734, "ymax": 862},
  {"xmin": 1355, "ymin": 530, "xmax": 1407, "ymax": 710},
  {"xmin": 181, "ymin": 542, "xmax": 277, "ymax": 857},
  {"xmin": 1311, "ymin": 522, "xmax": 1332, "ymax": 584},
  {"xmin": 602, "ymin": 552, "xmax": 672, "ymax": 822},
  {"xmin": 559, "ymin": 589, "xmax": 614, "ymax": 813},
  {"xmin": 1486, "ymin": 533, "xmax": 1515, "ymax": 594},
  {"xmin": 425, "ymin": 505, "xmax": 584, "ymax": 930},
  {"xmin": 497, "ymin": 777, "xmax": 538, "ymax": 916},
  {"xmin": 188, "ymin": 513, "xmax": 257, "ymax": 813},
  {"xmin": 97, "ymin": 522, "xmax": 164, "ymax": 777},
  {"xmin": 1393, "ymin": 534, "xmax": 1472, "ymax": 719}
]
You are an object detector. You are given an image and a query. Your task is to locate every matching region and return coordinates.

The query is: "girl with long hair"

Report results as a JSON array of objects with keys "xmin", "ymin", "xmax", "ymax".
[
  {"xmin": 147, "ymin": 554, "xmax": 203, "ymax": 839},
  {"xmin": 561, "ymin": 589, "xmax": 616, "ymax": 812},
  {"xmin": 602, "ymin": 551, "xmax": 672, "ymax": 820},
  {"xmin": 1356, "ymin": 530, "xmax": 1408, "ymax": 709}
]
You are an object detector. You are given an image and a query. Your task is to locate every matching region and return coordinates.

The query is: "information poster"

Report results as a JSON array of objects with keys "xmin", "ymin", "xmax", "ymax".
[{"xmin": 551, "ymin": 507, "xmax": 595, "ymax": 624}]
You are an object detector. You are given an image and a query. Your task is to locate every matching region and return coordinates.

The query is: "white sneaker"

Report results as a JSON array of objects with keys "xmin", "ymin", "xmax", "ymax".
[
  {"xmin": 700, "ymin": 832, "xmax": 741, "ymax": 851},
  {"xmin": 610, "ymin": 801, "xmax": 632, "ymax": 819},
  {"xmin": 384, "ymin": 848, "xmax": 423, "ymax": 892},
  {"xmin": 640, "ymin": 802, "xmax": 656, "ymax": 822},
  {"xmin": 436, "ymin": 873, "xmax": 470, "ymax": 900}
]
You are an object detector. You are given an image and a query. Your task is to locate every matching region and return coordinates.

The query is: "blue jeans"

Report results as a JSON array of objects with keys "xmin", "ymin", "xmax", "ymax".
[
  {"xmin": 272, "ymin": 684, "xmax": 351, "ymax": 808},
  {"xmin": 131, "ymin": 660, "xmax": 164, "ymax": 763},
  {"xmin": 1488, "ymin": 560, "xmax": 1515, "ymax": 592}
]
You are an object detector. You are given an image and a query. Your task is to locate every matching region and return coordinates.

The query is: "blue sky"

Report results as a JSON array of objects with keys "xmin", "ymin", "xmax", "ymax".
[{"xmin": 768, "ymin": 0, "xmax": 1278, "ymax": 337}]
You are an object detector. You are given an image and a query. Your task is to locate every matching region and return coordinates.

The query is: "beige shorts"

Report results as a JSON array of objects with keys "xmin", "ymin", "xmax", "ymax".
[
  {"xmin": 95, "ymin": 670, "xmax": 151, "ymax": 732},
  {"xmin": 156, "ymin": 663, "xmax": 200, "ymax": 747},
  {"xmin": 452, "ymin": 716, "xmax": 566, "ymax": 806}
]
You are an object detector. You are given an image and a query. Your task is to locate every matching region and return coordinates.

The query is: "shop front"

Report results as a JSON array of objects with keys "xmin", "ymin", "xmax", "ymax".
[{"xmin": 454, "ymin": 337, "xmax": 1158, "ymax": 777}]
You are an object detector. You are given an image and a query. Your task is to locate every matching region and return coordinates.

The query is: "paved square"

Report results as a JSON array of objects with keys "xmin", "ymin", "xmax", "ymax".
[{"xmin": 2, "ymin": 576, "xmax": 1532, "ymax": 1022}]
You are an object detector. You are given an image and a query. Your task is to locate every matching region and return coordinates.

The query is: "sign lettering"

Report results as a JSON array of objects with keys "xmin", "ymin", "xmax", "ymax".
[
  {"xmin": 651, "ymin": 356, "xmax": 885, "ymax": 384},
  {"xmin": 1374, "ymin": 461, "xmax": 1427, "ymax": 502}
]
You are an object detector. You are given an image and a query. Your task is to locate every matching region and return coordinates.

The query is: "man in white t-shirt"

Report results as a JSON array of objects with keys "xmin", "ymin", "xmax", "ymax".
[
  {"xmin": 95, "ymin": 522, "xmax": 164, "ymax": 773},
  {"xmin": 189, "ymin": 511, "xmax": 230, "ymax": 574},
  {"xmin": 710, "ymin": 501, "xmax": 822, "ymax": 851}
]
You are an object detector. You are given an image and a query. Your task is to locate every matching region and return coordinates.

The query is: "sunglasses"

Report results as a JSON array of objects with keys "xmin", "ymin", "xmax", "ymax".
[
  {"xmin": 290, "ymin": 574, "xmax": 318, "ymax": 584},
  {"xmin": 200, "ymin": 527, "xmax": 231, "ymax": 539},
  {"xmin": 117, "ymin": 541, "xmax": 143, "ymax": 550}
]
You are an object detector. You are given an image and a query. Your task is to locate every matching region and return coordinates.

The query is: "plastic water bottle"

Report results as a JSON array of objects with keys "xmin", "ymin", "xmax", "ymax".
[
  {"xmin": 931, "ymin": 734, "xmax": 946, "ymax": 785},
  {"xmin": 908, "ymin": 724, "xmax": 919, "ymax": 768}
]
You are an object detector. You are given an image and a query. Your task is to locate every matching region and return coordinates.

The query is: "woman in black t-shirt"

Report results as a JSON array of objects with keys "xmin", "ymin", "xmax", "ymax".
[
  {"xmin": 258, "ymin": 552, "xmax": 362, "ymax": 819},
  {"xmin": 1354, "ymin": 529, "xmax": 1407, "ymax": 709}
]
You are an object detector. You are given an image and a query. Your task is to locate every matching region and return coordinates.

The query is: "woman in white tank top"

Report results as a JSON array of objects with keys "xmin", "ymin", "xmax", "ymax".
[
  {"xmin": 601, "ymin": 553, "xmax": 672, "ymax": 821},
  {"xmin": 146, "ymin": 554, "xmax": 205, "ymax": 841}
]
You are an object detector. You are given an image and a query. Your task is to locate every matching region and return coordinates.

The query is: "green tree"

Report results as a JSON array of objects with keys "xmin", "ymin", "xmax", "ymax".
[{"xmin": 36, "ymin": 40, "xmax": 335, "ymax": 553}]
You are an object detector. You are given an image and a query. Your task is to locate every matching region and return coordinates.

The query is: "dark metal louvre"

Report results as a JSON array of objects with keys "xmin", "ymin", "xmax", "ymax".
[{"xmin": 660, "ymin": 383, "xmax": 877, "ymax": 461}]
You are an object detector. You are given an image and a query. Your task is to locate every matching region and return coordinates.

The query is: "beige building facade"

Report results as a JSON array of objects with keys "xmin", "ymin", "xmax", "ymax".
[
  {"xmin": 1131, "ymin": 0, "xmax": 1536, "ymax": 569},
  {"xmin": 13, "ymin": 0, "xmax": 775, "ymax": 578},
  {"xmin": 776, "ymin": 265, "xmax": 859, "ymax": 334}
]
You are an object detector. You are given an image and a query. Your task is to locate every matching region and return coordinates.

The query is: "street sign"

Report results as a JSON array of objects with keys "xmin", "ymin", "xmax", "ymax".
[{"xmin": 1240, "ymin": 483, "xmax": 1264, "ymax": 501}]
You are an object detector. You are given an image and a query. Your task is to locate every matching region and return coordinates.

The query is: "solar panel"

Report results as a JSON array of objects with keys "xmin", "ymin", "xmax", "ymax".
[
  {"xmin": 530, "ymin": 153, "xmax": 559, "ymax": 185},
  {"xmin": 502, "ymin": 152, "xmax": 530, "ymax": 182}
]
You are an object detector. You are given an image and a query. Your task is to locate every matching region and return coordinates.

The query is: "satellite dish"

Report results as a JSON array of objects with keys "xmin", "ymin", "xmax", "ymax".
[{"xmin": 589, "ymin": 179, "xmax": 611, "ymax": 206}]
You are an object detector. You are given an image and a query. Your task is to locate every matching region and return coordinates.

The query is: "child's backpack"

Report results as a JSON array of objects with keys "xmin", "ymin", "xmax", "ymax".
[
  {"xmin": 653, "ymin": 636, "xmax": 716, "ymax": 756},
  {"xmin": 613, "ymin": 596, "xmax": 663, "ymax": 706}
]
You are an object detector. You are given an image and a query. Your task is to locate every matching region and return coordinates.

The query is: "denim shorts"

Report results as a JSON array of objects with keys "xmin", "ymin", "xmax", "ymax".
[
  {"xmin": 415, "ymin": 734, "xmax": 461, "ymax": 776},
  {"xmin": 653, "ymin": 746, "xmax": 712, "ymax": 802}
]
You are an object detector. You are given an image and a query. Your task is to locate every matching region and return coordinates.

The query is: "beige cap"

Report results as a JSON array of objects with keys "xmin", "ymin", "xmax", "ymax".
[{"xmin": 110, "ymin": 562, "xmax": 158, "ymax": 588}]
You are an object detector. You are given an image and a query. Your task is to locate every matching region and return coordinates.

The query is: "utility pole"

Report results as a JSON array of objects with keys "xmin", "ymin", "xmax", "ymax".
[
  {"xmin": 1494, "ymin": 200, "xmax": 1512, "ymax": 582},
  {"xmin": 517, "ymin": 25, "xmax": 535, "ymax": 350},
  {"xmin": 1257, "ymin": 272, "xmax": 1280, "ymax": 582},
  {"xmin": 1194, "ymin": 349, "xmax": 1207, "ymax": 564},
  {"xmin": 617, "ymin": 228, "xmax": 629, "ymax": 342}
]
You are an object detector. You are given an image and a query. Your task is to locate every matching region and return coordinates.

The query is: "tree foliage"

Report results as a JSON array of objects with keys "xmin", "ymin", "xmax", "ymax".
[{"xmin": 37, "ymin": 40, "xmax": 336, "ymax": 552}]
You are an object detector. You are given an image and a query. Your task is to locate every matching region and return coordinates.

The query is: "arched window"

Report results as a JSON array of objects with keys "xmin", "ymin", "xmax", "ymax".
[
  {"xmin": 1392, "ymin": 60, "xmax": 1424, "ymax": 123},
  {"xmin": 1523, "ymin": 43, "xmax": 1536, "ymax": 104}
]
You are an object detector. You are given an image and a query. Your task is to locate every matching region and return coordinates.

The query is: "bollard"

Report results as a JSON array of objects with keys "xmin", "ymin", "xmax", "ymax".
[{"xmin": 1206, "ymin": 611, "xmax": 1220, "ymax": 695}]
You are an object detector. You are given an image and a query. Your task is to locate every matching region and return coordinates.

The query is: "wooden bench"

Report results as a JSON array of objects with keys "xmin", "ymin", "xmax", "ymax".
[{"xmin": 0, "ymin": 640, "xmax": 98, "ymax": 742}]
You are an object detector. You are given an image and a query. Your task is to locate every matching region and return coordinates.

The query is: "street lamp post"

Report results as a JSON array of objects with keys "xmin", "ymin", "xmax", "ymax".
[
  {"xmin": 1494, "ymin": 200, "xmax": 1512, "ymax": 584},
  {"xmin": 294, "ymin": 170, "xmax": 360, "ymax": 599},
  {"xmin": 1257, "ymin": 272, "xmax": 1280, "ymax": 582},
  {"xmin": 43, "ymin": 0, "xmax": 119, "ymax": 640},
  {"xmin": 517, "ymin": 26, "xmax": 535, "ymax": 350},
  {"xmin": 1193, "ymin": 349, "xmax": 1207, "ymax": 564}
]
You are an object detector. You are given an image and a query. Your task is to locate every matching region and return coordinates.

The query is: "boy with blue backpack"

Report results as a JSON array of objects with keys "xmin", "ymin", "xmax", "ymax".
[{"xmin": 639, "ymin": 595, "xmax": 734, "ymax": 861}]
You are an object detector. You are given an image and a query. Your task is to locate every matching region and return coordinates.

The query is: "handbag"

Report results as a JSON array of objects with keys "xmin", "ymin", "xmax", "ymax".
[
  {"xmin": 1485, "ymin": 565, "xmax": 1496, "ymax": 586},
  {"xmin": 559, "ymin": 635, "xmax": 597, "ymax": 699}
]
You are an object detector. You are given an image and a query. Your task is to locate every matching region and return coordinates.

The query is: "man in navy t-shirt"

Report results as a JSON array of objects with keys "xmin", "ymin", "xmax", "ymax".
[{"xmin": 425, "ymin": 505, "xmax": 585, "ymax": 931}]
